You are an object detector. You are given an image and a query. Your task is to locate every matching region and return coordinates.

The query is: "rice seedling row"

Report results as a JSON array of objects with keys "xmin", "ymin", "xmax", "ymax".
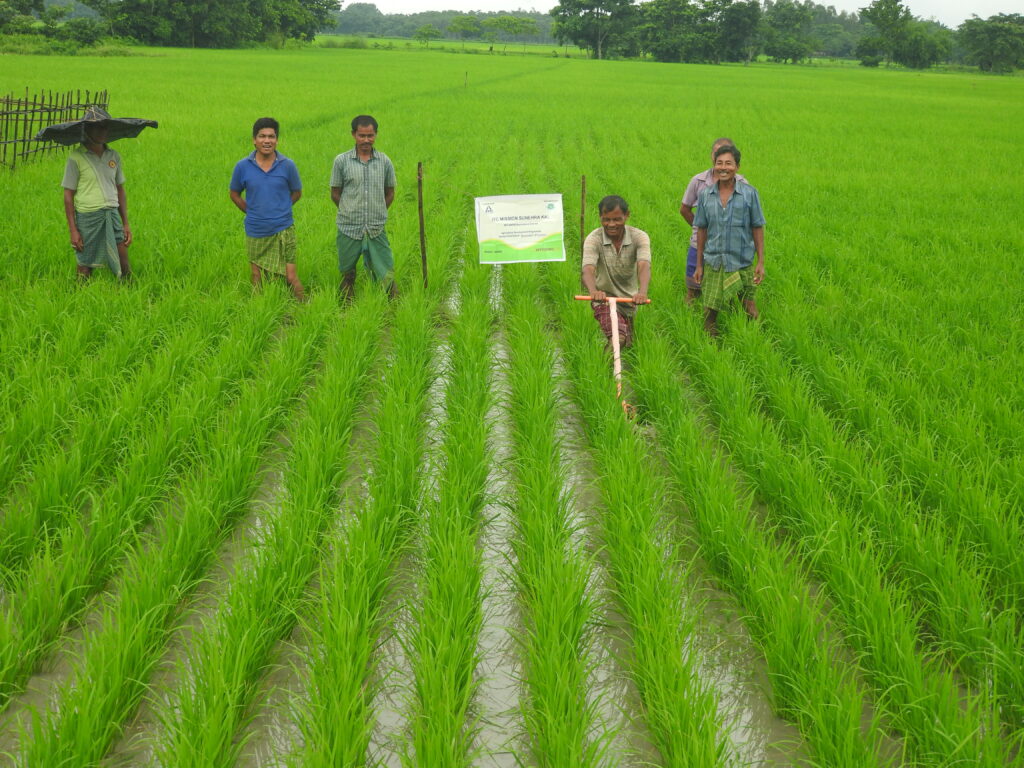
[
  {"xmin": 290, "ymin": 294, "xmax": 440, "ymax": 767},
  {"xmin": 401, "ymin": 247, "xmax": 500, "ymax": 766},
  {"xmin": 628, "ymin": 331, "xmax": 896, "ymax": 766},
  {"xmin": 653, "ymin": 298, "xmax": 1012, "ymax": 765},
  {"xmin": 0, "ymin": 290, "xmax": 198, "ymax": 503},
  {"xmin": 10, "ymin": 296, "xmax": 332, "ymax": 766},
  {"xmin": 500, "ymin": 261, "xmax": 607, "ymax": 768},
  {"xmin": 763, "ymin": 299, "xmax": 1024, "ymax": 608},
  {"xmin": 0, "ymin": 291, "xmax": 240, "ymax": 584},
  {"xmin": 721, "ymin": 317, "xmax": 1024, "ymax": 727},
  {"xmin": 539, "ymin": 261, "xmax": 731, "ymax": 767},
  {"xmin": 0, "ymin": 289, "xmax": 287, "ymax": 713},
  {"xmin": 768, "ymin": 269, "xmax": 1024, "ymax": 509},
  {"xmin": 152, "ymin": 291, "xmax": 386, "ymax": 766}
]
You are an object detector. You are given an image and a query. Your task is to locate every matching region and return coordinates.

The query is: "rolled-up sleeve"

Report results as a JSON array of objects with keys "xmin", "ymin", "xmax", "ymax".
[{"xmin": 634, "ymin": 228, "xmax": 651, "ymax": 261}]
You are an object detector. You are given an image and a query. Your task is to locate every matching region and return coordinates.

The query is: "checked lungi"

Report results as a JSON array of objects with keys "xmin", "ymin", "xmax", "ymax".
[
  {"xmin": 247, "ymin": 226, "xmax": 297, "ymax": 277},
  {"xmin": 592, "ymin": 300, "xmax": 634, "ymax": 348},
  {"xmin": 702, "ymin": 265, "xmax": 756, "ymax": 312},
  {"xmin": 75, "ymin": 208, "xmax": 124, "ymax": 276}
]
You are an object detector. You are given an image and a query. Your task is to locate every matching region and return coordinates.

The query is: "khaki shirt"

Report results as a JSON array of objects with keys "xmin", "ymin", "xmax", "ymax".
[{"xmin": 582, "ymin": 225, "xmax": 650, "ymax": 316}]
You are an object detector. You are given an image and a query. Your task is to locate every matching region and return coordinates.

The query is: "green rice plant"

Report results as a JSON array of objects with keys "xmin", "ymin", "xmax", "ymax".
[
  {"xmin": 502, "ymin": 261, "xmax": 604, "ymax": 768},
  {"xmin": 0, "ymin": 288, "xmax": 194, "ymax": 503},
  {"xmin": 12, "ymin": 295, "xmax": 332, "ymax": 766},
  {"xmin": 0, "ymin": 290, "xmax": 237, "ymax": 581},
  {"xmin": 153, "ymin": 291, "xmax": 386, "ymax": 766},
  {"xmin": 656, "ymin": 301, "xmax": 1013, "ymax": 766},
  {"xmin": 401, "ymin": 257, "xmax": 492, "ymax": 767},
  {"xmin": 724, "ymin": 318, "xmax": 1024, "ymax": 729},
  {"xmin": 538, "ymin": 262, "xmax": 730, "ymax": 767},
  {"xmin": 291, "ymin": 289, "xmax": 441, "ymax": 767},
  {"xmin": 764, "ymin": 296, "xmax": 1024, "ymax": 610},
  {"xmin": 628, "ymin": 325, "xmax": 892, "ymax": 767},
  {"xmin": 0, "ymin": 289, "xmax": 287, "ymax": 711},
  {"xmin": 0, "ymin": 290, "xmax": 237, "ymax": 583}
]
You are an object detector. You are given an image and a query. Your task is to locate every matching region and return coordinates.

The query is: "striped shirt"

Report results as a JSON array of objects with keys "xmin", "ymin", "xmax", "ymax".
[
  {"xmin": 330, "ymin": 148, "xmax": 396, "ymax": 238},
  {"xmin": 582, "ymin": 225, "xmax": 651, "ymax": 317}
]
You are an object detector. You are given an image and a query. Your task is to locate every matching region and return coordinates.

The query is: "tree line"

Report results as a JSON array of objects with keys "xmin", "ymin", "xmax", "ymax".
[
  {"xmin": 550, "ymin": 0, "xmax": 1024, "ymax": 71},
  {"xmin": 329, "ymin": 4, "xmax": 558, "ymax": 46},
  {"xmin": 2, "ymin": 0, "xmax": 1021, "ymax": 72},
  {"xmin": 1, "ymin": 0, "xmax": 339, "ymax": 47}
]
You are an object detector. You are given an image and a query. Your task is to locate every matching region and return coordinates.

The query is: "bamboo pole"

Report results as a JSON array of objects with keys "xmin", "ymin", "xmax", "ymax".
[{"xmin": 417, "ymin": 161, "xmax": 427, "ymax": 290}]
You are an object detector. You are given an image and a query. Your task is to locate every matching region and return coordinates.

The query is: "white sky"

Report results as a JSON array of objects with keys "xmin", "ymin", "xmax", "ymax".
[{"xmin": 364, "ymin": 0, "xmax": 1017, "ymax": 29}]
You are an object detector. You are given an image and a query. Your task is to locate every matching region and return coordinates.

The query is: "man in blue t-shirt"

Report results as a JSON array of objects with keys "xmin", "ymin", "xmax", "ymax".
[{"xmin": 230, "ymin": 117, "xmax": 305, "ymax": 301}]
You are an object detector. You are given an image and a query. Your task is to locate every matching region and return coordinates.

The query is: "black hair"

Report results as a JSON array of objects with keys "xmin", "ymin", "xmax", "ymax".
[
  {"xmin": 252, "ymin": 117, "xmax": 279, "ymax": 138},
  {"xmin": 351, "ymin": 115, "xmax": 378, "ymax": 132},
  {"xmin": 598, "ymin": 195, "xmax": 629, "ymax": 215},
  {"xmin": 713, "ymin": 144, "xmax": 741, "ymax": 166}
]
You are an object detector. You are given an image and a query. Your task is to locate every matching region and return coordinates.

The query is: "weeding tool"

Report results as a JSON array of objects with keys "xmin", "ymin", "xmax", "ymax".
[{"xmin": 574, "ymin": 295, "xmax": 648, "ymax": 417}]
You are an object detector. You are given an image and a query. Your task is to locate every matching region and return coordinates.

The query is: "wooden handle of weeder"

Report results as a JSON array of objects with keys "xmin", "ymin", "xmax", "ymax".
[{"xmin": 574, "ymin": 295, "xmax": 649, "ymax": 303}]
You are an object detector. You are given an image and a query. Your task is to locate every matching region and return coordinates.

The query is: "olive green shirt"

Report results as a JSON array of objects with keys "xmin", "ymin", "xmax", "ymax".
[
  {"xmin": 582, "ymin": 225, "xmax": 651, "ymax": 317},
  {"xmin": 61, "ymin": 145, "xmax": 124, "ymax": 213}
]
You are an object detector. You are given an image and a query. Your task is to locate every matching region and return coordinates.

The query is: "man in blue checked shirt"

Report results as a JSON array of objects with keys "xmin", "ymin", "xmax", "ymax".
[
  {"xmin": 693, "ymin": 143, "xmax": 765, "ymax": 338},
  {"xmin": 331, "ymin": 115, "xmax": 397, "ymax": 302}
]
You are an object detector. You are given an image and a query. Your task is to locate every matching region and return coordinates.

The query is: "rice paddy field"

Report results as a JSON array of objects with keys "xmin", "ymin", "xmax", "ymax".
[{"xmin": 1, "ymin": 44, "xmax": 1023, "ymax": 767}]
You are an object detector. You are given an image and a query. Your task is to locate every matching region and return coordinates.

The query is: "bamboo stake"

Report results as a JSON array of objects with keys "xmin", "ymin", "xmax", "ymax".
[{"xmin": 417, "ymin": 161, "xmax": 427, "ymax": 290}]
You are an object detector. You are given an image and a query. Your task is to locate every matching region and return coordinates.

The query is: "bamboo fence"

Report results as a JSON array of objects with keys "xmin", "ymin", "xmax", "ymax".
[{"xmin": 1, "ymin": 88, "xmax": 108, "ymax": 169}]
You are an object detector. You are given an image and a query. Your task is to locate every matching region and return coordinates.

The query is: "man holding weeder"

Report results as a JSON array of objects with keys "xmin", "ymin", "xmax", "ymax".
[
  {"xmin": 693, "ymin": 143, "xmax": 765, "ymax": 338},
  {"xmin": 581, "ymin": 195, "xmax": 651, "ymax": 349},
  {"xmin": 331, "ymin": 115, "xmax": 397, "ymax": 302}
]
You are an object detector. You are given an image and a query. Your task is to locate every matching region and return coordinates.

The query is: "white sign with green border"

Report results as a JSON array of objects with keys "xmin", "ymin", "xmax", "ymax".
[{"xmin": 474, "ymin": 194, "xmax": 566, "ymax": 264}]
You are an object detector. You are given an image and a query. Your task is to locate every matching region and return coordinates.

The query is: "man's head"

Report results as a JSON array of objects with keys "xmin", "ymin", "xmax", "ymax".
[
  {"xmin": 83, "ymin": 121, "xmax": 109, "ymax": 146},
  {"xmin": 713, "ymin": 144, "xmax": 740, "ymax": 184},
  {"xmin": 252, "ymin": 117, "xmax": 279, "ymax": 158},
  {"xmin": 253, "ymin": 117, "xmax": 280, "ymax": 138},
  {"xmin": 351, "ymin": 115, "xmax": 378, "ymax": 133},
  {"xmin": 598, "ymin": 195, "xmax": 630, "ymax": 240},
  {"xmin": 710, "ymin": 137, "xmax": 734, "ymax": 163},
  {"xmin": 351, "ymin": 115, "xmax": 378, "ymax": 153}
]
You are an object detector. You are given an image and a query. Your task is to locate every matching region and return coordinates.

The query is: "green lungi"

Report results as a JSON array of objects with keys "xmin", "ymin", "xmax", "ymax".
[
  {"xmin": 702, "ymin": 265, "xmax": 756, "ymax": 312},
  {"xmin": 247, "ymin": 226, "xmax": 297, "ymax": 277},
  {"xmin": 75, "ymin": 208, "xmax": 123, "ymax": 277},
  {"xmin": 337, "ymin": 231, "xmax": 394, "ymax": 284}
]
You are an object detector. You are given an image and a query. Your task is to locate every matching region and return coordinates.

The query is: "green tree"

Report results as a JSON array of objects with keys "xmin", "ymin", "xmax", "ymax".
[
  {"xmin": 447, "ymin": 13, "xmax": 479, "ymax": 47},
  {"xmin": 551, "ymin": 0, "xmax": 636, "ymax": 59},
  {"xmin": 763, "ymin": 0, "xmax": 814, "ymax": 63},
  {"xmin": 716, "ymin": 0, "xmax": 761, "ymax": 62},
  {"xmin": 80, "ymin": 0, "xmax": 338, "ymax": 47},
  {"xmin": 334, "ymin": 2, "xmax": 385, "ymax": 35},
  {"xmin": 893, "ymin": 19, "xmax": 949, "ymax": 68},
  {"xmin": 958, "ymin": 14, "xmax": 1024, "ymax": 73},
  {"xmin": 413, "ymin": 22, "xmax": 441, "ymax": 46},
  {"xmin": 859, "ymin": 0, "xmax": 909, "ymax": 63}
]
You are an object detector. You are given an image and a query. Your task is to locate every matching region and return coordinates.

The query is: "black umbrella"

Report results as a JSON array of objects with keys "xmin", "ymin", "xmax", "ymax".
[{"xmin": 34, "ymin": 105, "xmax": 157, "ymax": 146}]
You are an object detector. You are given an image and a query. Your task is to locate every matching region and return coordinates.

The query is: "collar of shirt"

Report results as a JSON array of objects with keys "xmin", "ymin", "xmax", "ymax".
[
  {"xmin": 342, "ymin": 147, "xmax": 378, "ymax": 162},
  {"xmin": 246, "ymin": 150, "xmax": 286, "ymax": 170},
  {"xmin": 600, "ymin": 226, "xmax": 634, "ymax": 249}
]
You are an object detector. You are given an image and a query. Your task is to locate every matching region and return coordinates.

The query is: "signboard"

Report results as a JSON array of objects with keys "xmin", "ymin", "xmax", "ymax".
[{"xmin": 474, "ymin": 194, "xmax": 566, "ymax": 264}]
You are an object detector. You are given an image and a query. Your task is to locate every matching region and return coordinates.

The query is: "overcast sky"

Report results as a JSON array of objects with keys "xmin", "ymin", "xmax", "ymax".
[{"xmin": 365, "ymin": 0, "xmax": 1016, "ymax": 29}]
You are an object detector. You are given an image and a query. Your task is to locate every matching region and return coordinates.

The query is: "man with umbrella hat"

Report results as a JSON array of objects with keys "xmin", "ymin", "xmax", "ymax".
[{"xmin": 38, "ymin": 105, "xmax": 157, "ymax": 280}]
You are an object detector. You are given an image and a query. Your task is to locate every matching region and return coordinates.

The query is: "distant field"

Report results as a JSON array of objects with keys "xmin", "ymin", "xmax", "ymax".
[
  {"xmin": 317, "ymin": 32, "xmax": 587, "ymax": 57},
  {"xmin": 1, "ymin": 46, "xmax": 1023, "ymax": 766}
]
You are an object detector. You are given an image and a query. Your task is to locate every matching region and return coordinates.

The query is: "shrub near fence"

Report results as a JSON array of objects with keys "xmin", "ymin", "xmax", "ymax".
[{"xmin": 0, "ymin": 88, "xmax": 108, "ymax": 169}]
